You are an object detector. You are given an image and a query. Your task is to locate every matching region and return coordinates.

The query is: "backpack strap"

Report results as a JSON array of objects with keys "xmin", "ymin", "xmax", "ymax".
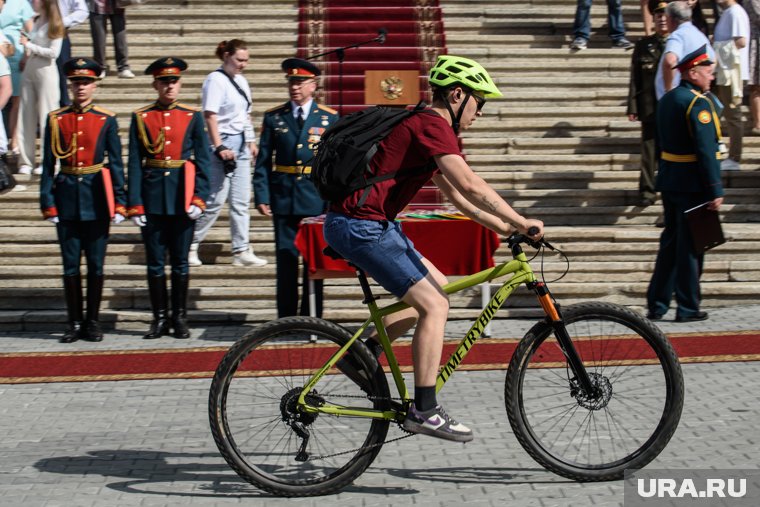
[{"xmin": 215, "ymin": 69, "xmax": 251, "ymax": 109}]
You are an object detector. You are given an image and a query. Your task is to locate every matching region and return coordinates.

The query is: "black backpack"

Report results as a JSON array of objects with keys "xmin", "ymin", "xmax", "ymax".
[{"xmin": 311, "ymin": 102, "xmax": 434, "ymax": 205}]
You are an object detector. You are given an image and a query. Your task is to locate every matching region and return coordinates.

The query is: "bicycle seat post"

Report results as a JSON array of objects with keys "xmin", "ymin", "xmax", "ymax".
[{"xmin": 356, "ymin": 269, "xmax": 376, "ymax": 305}]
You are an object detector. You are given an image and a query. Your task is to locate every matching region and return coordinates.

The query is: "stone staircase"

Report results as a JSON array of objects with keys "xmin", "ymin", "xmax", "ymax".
[{"xmin": 1, "ymin": 0, "xmax": 758, "ymax": 331}]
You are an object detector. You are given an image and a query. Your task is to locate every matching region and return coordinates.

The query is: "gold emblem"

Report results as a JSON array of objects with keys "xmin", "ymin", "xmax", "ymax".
[
  {"xmin": 380, "ymin": 76, "xmax": 404, "ymax": 100},
  {"xmin": 698, "ymin": 110, "xmax": 712, "ymax": 124},
  {"xmin": 76, "ymin": 58, "xmax": 86, "ymax": 67},
  {"xmin": 166, "ymin": 57, "xmax": 174, "ymax": 65}
]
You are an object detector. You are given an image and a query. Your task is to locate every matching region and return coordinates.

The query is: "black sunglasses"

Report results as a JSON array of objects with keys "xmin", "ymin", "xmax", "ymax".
[{"xmin": 472, "ymin": 94, "xmax": 487, "ymax": 112}]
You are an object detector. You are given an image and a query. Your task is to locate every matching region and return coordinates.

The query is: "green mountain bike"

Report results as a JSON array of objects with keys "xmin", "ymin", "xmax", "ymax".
[{"xmin": 209, "ymin": 232, "xmax": 684, "ymax": 497}]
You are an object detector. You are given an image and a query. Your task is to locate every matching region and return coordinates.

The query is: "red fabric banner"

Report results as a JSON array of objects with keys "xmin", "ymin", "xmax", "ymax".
[{"xmin": 294, "ymin": 217, "xmax": 500, "ymax": 279}]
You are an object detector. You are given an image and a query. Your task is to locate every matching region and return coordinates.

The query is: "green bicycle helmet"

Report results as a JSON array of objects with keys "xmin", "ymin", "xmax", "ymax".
[{"xmin": 429, "ymin": 55, "xmax": 503, "ymax": 98}]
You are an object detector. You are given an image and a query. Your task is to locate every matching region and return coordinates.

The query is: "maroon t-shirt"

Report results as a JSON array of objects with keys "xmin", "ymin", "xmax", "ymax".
[{"xmin": 330, "ymin": 111, "xmax": 461, "ymax": 221}]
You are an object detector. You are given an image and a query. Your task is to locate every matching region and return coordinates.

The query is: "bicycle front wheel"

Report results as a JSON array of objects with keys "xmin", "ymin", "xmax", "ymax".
[
  {"xmin": 505, "ymin": 302, "xmax": 684, "ymax": 481},
  {"xmin": 209, "ymin": 316, "xmax": 391, "ymax": 497}
]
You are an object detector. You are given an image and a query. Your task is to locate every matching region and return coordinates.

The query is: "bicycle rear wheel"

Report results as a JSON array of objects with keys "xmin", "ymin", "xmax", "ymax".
[
  {"xmin": 209, "ymin": 316, "xmax": 391, "ymax": 496},
  {"xmin": 505, "ymin": 302, "xmax": 684, "ymax": 481}
]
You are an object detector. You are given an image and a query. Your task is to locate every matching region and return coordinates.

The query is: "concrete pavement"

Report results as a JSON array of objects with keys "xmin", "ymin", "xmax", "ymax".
[{"xmin": 1, "ymin": 305, "xmax": 759, "ymax": 506}]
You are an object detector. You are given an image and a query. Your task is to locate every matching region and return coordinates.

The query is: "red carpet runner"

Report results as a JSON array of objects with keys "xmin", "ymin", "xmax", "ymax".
[
  {"xmin": 2, "ymin": 331, "xmax": 759, "ymax": 384},
  {"xmin": 298, "ymin": 0, "xmax": 446, "ymax": 114}
]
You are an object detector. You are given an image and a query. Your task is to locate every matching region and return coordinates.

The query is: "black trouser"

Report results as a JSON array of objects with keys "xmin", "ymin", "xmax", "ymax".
[
  {"xmin": 639, "ymin": 120, "xmax": 657, "ymax": 202},
  {"xmin": 56, "ymin": 35, "xmax": 71, "ymax": 107},
  {"xmin": 273, "ymin": 215, "xmax": 323, "ymax": 318},
  {"xmin": 646, "ymin": 191, "xmax": 707, "ymax": 318},
  {"xmin": 55, "ymin": 219, "xmax": 110, "ymax": 276},
  {"xmin": 141, "ymin": 214, "xmax": 194, "ymax": 277}
]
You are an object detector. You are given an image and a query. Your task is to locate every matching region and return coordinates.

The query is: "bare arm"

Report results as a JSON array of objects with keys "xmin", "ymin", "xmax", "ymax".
[
  {"xmin": 203, "ymin": 111, "xmax": 235, "ymax": 161},
  {"xmin": 663, "ymin": 52, "xmax": 678, "ymax": 92},
  {"xmin": 433, "ymin": 153, "xmax": 543, "ymax": 238}
]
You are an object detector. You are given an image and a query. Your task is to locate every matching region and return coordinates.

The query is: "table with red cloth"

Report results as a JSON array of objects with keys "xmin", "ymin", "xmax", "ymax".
[{"xmin": 294, "ymin": 214, "xmax": 501, "ymax": 325}]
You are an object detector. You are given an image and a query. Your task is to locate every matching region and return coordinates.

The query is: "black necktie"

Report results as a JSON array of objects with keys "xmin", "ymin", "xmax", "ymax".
[{"xmin": 297, "ymin": 107, "xmax": 304, "ymax": 130}]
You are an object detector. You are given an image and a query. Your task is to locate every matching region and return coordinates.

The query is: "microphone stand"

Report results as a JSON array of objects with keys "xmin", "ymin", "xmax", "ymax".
[{"xmin": 307, "ymin": 33, "xmax": 385, "ymax": 116}]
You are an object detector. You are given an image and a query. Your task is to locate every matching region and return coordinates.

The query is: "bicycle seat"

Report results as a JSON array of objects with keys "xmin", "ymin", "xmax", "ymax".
[{"xmin": 323, "ymin": 246, "xmax": 345, "ymax": 261}]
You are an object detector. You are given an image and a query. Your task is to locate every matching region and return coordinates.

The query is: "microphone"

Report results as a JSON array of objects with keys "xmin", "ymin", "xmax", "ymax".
[{"xmin": 376, "ymin": 27, "xmax": 387, "ymax": 44}]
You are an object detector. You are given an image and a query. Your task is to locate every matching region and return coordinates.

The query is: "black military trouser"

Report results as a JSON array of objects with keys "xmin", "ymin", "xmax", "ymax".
[
  {"xmin": 646, "ymin": 191, "xmax": 708, "ymax": 318},
  {"xmin": 56, "ymin": 219, "xmax": 110, "ymax": 276},
  {"xmin": 273, "ymin": 215, "xmax": 323, "ymax": 319},
  {"xmin": 141, "ymin": 214, "xmax": 195, "ymax": 277}
]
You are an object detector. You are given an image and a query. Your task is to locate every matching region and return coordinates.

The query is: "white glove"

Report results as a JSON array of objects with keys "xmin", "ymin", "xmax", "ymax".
[
  {"xmin": 132, "ymin": 215, "xmax": 147, "ymax": 227},
  {"xmin": 46, "ymin": 216, "xmax": 60, "ymax": 224},
  {"xmin": 112, "ymin": 213, "xmax": 125, "ymax": 225},
  {"xmin": 187, "ymin": 204, "xmax": 202, "ymax": 220}
]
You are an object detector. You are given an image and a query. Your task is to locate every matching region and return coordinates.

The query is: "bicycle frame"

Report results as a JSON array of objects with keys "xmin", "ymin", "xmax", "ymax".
[{"xmin": 297, "ymin": 243, "xmax": 591, "ymax": 421}]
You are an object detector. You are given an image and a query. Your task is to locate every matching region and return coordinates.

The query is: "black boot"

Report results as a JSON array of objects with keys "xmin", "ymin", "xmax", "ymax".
[
  {"xmin": 83, "ymin": 273, "xmax": 104, "ymax": 342},
  {"xmin": 61, "ymin": 275, "xmax": 83, "ymax": 343},
  {"xmin": 171, "ymin": 272, "xmax": 190, "ymax": 339},
  {"xmin": 144, "ymin": 275, "xmax": 170, "ymax": 339}
]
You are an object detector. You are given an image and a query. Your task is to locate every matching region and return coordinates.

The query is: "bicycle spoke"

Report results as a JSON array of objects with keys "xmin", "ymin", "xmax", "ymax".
[{"xmin": 508, "ymin": 304, "xmax": 683, "ymax": 479}]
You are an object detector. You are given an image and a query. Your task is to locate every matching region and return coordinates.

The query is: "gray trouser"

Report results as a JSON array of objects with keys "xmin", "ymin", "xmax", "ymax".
[
  {"xmin": 192, "ymin": 133, "xmax": 252, "ymax": 253},
  {"xmin": 89, "ymin": 11, "xmax": 130, "ymax": 71}
]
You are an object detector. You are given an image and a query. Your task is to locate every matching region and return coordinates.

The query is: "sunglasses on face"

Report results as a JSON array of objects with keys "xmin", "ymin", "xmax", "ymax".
[{"xmin": 472, "ymin": 94, "xmax": 487, "ymax": 112}]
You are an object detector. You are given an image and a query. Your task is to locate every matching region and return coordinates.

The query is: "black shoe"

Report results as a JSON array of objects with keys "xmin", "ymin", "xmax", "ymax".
[
  {"xmin": 82, "ymin": 320, "xmax": 103, "ymax": 342},
  {"xmin": 144, "ymin": 316, "xmax": 170, "ymax": 339},
  {"xmin": 639, "ymin": 198, "xmax": 655, "ymax": 207},
  {"xmin": 60, "ymin": 321, "xmax": 83, "ymax": 343},
  {"xmin": 675, "ymin": 311, "xmax": 708, "ymax": 323},
  {"xmin": 646, "ymin": 311, "xmax": 663, "ymax": 321},
  {"xmin": 173, "ymin": 318, "xmax": 190, "ymax": 339}
]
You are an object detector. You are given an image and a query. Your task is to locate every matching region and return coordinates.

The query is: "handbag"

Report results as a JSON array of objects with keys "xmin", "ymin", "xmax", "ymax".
[
  {"xmin": 0, "ymin": 156, "xmax": 17, "ymax": 195},
  {"xmin": 116, "ymin": 0, "xmax": 147, "ymax": 7}
]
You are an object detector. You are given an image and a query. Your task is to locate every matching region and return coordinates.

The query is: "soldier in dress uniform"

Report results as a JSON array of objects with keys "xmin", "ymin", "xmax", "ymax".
[
  {"xmin": 627, "ymin": 0, "xmax": 670, "ymax": 206},
  {"xmin": 646, "ymin": 45, "xmax": 725, "ymax": 323},
  {"xmin": 39, "ymin": 57, "xmax": 127, "ymax": 343},
  {"xmin": 127, "ymin": 57, "xmax": 211, "ymax": 339},
  {"xmin": 253, "ymin": 58, "xmax": 338, "ymax": 318}
]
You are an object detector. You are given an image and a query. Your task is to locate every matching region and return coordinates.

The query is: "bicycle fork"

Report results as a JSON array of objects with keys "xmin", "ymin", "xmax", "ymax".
[{"xmin": 531, "ymin": 281, "xmax": 597, "ymax": 397}]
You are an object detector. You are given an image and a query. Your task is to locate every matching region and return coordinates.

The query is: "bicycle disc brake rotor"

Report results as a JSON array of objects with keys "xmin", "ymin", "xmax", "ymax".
[{"xmin": 571, "ymin": 373, "xmax": 613, "ymax": 410}]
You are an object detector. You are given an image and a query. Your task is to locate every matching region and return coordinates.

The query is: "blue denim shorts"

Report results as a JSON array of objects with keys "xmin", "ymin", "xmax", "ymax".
[{"xmin": 323, "ymin": 212, "xmax": 428, "ymax": 298}]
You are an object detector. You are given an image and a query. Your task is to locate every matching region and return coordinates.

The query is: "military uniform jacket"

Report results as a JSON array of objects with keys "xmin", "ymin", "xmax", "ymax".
[
  {"xmin": 253, "ymin": 101, "xmax": 338, "ymax": 216},
  {"xmin": 656, "ymin": 80, "xmax": 725, "ymax": 200},
  {"xmin": 127, "ymin": 101, "xmax": 211, "ymax": 216},
  {"xmin": 39, "ymin": 104, "xmax": 127, "ymax": 221},
  {"xmin": 627, "ymin": 34, "xmax": 666, "ymax": 123}
]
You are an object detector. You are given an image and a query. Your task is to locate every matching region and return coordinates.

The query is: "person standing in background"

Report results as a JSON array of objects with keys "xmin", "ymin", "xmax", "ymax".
[
  {"xmin": 127, "ymin": 57, "xmax": 210, "ymax": 340},
  {"xmin": 646, "ymin": 45, "xmax": 724, "ymax": 323},
  {"xmin": 86, "ymin": 0, "xmax": 133, "ymax": 78},
  {"xmin": 253, "ymin": 58, "xmax": 338, "ymax": 318},
  {"xmin": 627, "ymin": 0, "xmax": 670, "ymax": 207},
  {"xmin": 55, "ymin": 0, "xmax": 87, "ymax": 107},
  {"xmin": 39, "ymin": 57, "xmax": 126, "ymax": 343},
  {"xmin": 0, "ymin": 0, "xmax": 34, "ymax": 160},
  {"xmin": 712, "ymin": 0, "xmax": 750, "ymax": 171},
  {"xmin": 655, "ymin": 1, "xmax": 714, "ymax": 100},
  {"xmin": 189, "ymin": 39, "xmax": 267, "ymax": 268},
  {"xmin": 17, "ymin": 0, "xmax": 64, "ymax": 176}
]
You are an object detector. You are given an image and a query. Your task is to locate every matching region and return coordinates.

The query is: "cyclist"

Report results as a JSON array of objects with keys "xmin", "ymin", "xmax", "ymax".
[{"xmin": 324, "ymin": 55, "xmax": 544, "ymax": 442}]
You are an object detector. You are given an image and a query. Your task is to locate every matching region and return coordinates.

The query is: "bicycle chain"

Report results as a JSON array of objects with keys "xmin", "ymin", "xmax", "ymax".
[{"xmin": 301, "ymin": 392, "xmax": 417, "ymax": 462}]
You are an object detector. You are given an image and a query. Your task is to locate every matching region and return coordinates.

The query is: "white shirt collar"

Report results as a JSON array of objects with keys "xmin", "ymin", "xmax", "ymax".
[{"xmin": 291, "ymin": 99, "xmax": 314, "ymax": 120}]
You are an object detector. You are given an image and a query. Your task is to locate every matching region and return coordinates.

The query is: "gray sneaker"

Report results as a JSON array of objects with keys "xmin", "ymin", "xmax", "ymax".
[
  {"xmin": 403, "ymin": 404, "xmax": 473, "ymax": 442},
  {"xmin": 612, "ymin": 37, "xmax": 633, "ymax": 50},
  {"xmin": 570, "ymin": 37, "xmax": 587, "ymax": 50}
]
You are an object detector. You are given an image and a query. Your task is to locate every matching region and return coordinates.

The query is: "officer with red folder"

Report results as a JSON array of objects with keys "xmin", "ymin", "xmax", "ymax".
[
  {"xmin": 39, "ymin": 57, "xmax": 127, "ymax": 344},
  {"xmin": 127, "ymin": 57, "xmax": 211, "ymax": 340}
]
